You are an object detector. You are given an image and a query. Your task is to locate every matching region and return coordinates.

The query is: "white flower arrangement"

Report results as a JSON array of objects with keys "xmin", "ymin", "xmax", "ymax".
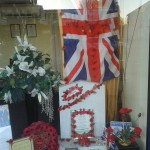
[{"xmin": 0, "ymin": 35, "xmax": 61, "ymax": 120}]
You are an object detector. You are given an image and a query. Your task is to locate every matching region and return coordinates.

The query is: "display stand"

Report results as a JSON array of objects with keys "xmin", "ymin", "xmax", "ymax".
[
  {"xmin": 59, "ymin": 137, "xmax": 107, "ymax": 150},
  {"xmin": 59, "ymin": 81, "xmax": 105, "ymax": 139}
]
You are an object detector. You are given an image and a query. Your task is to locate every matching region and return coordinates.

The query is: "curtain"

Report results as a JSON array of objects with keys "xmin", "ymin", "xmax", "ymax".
[
  {"xmin": 104, "ymin": 77, "xmax": 119, "ymax": 123},
  {"xmin": 104, "ymin": 16, "xmax": 124, "ymax": 123}
]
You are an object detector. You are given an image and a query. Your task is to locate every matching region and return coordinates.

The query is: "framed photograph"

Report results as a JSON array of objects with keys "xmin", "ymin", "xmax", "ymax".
[
  {"xmin": 71, "ymin": 109, "xmax": 94, "ymax": 139},
  {"xmin": 110, "ymin": 121, "xmax": 132, "ymax": 134},
  {"xmin": 26, "ymin": 24, "xmax": 37, "ymax": 37},
  {"xmin": 8, "ymin": 137, "xmax": 34, "ymax": 150},
  {"xmin": 10, "ymin": 24, "xmax": 21, "ymax": 38}
]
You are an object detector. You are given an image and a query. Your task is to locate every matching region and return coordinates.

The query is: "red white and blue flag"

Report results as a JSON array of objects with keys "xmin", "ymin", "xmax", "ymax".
[
  {"xmin": 101, "ymin": 129, "xmax": 116, "ymax": 149},
  {"xmin": 62, "ymin": 0, "xmax": 120, "ymax": 83}
]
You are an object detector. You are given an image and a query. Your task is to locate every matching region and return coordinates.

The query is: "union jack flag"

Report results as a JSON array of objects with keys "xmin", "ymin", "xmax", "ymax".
[
  {"xmin": 62, "ymin": 0, "xmax": 120, "ymax": 83},
  {"xmin": 101, "ymin": 130, "xmax": 116, "ymax": 149}
]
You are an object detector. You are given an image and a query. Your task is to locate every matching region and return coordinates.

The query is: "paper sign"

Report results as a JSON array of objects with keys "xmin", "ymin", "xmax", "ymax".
[
  {"xmin": 75, "ymin": 114, "xmax": 91, "ymax": 134},
  {"xmin": 9, "ymin": 137, "xmax": 34, "ymax": 150}
]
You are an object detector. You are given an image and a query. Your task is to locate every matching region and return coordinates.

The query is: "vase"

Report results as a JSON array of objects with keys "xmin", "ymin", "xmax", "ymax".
[{"xmin": 118, "ymin": 139, "xmax": 131, "ymax": 146}]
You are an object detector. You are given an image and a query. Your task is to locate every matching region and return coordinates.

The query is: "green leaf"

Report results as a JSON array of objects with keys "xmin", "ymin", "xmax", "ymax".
[
  {"xmin": 45, "ymin": 58, "xmax": 51, "ymax": 64},
  {"xmin": 11, "ymin": 88, "xmax": 25, "ymax": 102}
]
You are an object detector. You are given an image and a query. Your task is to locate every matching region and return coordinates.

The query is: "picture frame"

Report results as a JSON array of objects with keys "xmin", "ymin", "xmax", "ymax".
[
  {"xmin": 26, "ymin": 24, "xmax": 37, "ymax": 37},
  {"xmin": 8, "ymin": 137, "xmax": 34, "ymax": 150},
  {"xmin": 10, "ymin": 24, "xmax": 21, "ymax": 38},
  {"xmin": 71, "ymin": 109, "xmax": 94, "ymax": 139}
]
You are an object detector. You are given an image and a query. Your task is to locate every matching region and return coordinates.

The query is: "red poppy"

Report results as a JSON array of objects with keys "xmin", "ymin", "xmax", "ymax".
[
  {"xmin": 130, "ymin": 135, "xmax": 136, "ymax": 142},
  {"xmin": 66, "ymin": 138, "xmax": 71, "ymax": 142},
  {"xmin": 119, "ymin": 108, "xmax": 132, "ymax": 114},
  {"xmin": 29, "ymin": 134, "xmax": 34, "ymax": 140},
  {"xmin": 63, "ymin": 45, "xmax": 66, "ymax": 50},
  {"xmin": 133, "ymin": 127, "xmax": 142, "ymax": 138},
  {"xmin": 106, "ymin": 127, "xmax": 113, "ymax": 133},
  {"xmin": 58, "ymin": 83, "xmax": 101, "ymax": 111},
  {"xmin": 109, "ymin": 135, "xmax": 115, "ymax": 141},
  {"xmin": 22, "ymin": 121, "xmax": 59, "ymax": 150},
  {"xmin": 8, "ymin": 139, "xmax": 13, "ymax": 145}
]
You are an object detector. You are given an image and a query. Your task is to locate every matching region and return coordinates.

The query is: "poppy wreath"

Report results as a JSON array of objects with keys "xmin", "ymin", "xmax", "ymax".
[
  {"xmin": 62, "ymin": 84, "xmax": 83, "ymax": 101},
  {"xmin": 22, "ymin": 121, "xmax": 59, "ymax": 150}
]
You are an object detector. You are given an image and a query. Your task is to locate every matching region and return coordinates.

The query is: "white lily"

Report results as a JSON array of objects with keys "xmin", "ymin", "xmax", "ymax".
[
  {"xmin": 30, "ymin": 68, "xmax": 38, "ymax": 77},
  {"xmin": 0, "ymin": 67, "xmax": 5, "ymax": 73},
  {"xmin": 16, "ymin": 35, "xmax": 37, "ymax": 51},
  {"xmin": 38, "ymin": 67, "xmax": 46, "ymax": 76},
  {"xmin": 19, "ymin": 62, "xmax": 31, "ymax": 73},
  {"xmin": 14, "ymin": 49, "xmax": 29, "ymax": 65},
  {"xmin": 30, "ymin": 88, "xmax": 48, "ymax": 103},
  {"xmin": 30, "ymin": 88, "xmax": 39, "ymax": 97},
  {"xmin": 5, "ymin": 66, "xmax": 14, "ymax": 77},
  {"xmin": 3, "ymin": 91, "xmax": 12, "ymax": 103}
]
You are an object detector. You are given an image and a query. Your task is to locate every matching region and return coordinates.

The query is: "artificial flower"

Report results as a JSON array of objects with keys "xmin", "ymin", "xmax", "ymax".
[
  {"xmin": 119, "ymin": 107, "xmax": 132, "ymax": 122},
  {"xmin": 0, "ymin": 35, "xmax": 62, "ymax": 120},
  {"xmin": 30, "ymin": 67, "xmax": 38, "ymax": 77},
  {"xmin": 106, "ymin": 127, "xmax": 113, "ymax": 133},
  {"xmin": 5, "ymin": 66, "xmax": 14, "ymax": 77},
  {"xmin": 8, "ymin": 139, "xmax": 13, "ymax": 145},
  {"xmin": 58, "ymin": 83, "xmax": 101, "ymax": 111},
  {"xmin": 37, "ymin": 67, "xmax": 45, "ymax": 76},
  {"xmin": 118, "ymin": 125, "xmax": 142, "ymax": 143},
  {"xmin": 119, "ymin": 108, "xmax": 132, "ymax": 114},
  {"xmin": 22, "ymin": 121, "xmax": 59, "ymax": 150},
  {"xmin": 30, "ymin": 88, "xmax": 48, "ymax": 103},
  {"xmin": 19, "ymin": 62, "xmax": 31, "ymax": 73},
  {"xmin": 3, "ymin": 91, "xmax": 12, "ymax": 103},
  {"xmin": 13, "ymin": 47, "xmax": 29, "ymax": 65},
  {"xmin": 133, "ymin": 127, "xmax": 142, "ymax": 138},
  {"xmin": 17, "ymin": 35, "xmax": 36, "ymax": 51},
  {"xmin": 110, "ymin": 107, "xmax": 142, "ymax": 145}
]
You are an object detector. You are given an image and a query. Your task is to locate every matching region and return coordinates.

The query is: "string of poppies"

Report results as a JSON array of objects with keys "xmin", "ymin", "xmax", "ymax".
[
  {"xmin": 58, "ymin": 83, "xmax": 101, "ymax": 111},
  {"xmin": 62, "ymin": 84, "xmax": 83, "ymax": 101}
]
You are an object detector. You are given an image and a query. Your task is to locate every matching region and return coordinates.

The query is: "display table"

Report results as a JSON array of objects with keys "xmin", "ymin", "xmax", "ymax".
[
  {"xmin": 116, "ymin": 142, "xmax": 140, "ymax": 150},
  {"xmin": 59, "ymin": 138, "xmax": 107, "ymax": 150}
]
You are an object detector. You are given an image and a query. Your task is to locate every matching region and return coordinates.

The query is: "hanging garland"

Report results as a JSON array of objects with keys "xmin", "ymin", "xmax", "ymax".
[
  {"xmin": 58, "ymin": 83, "xmax": 101, "ymax": 111},
  {"xmin": 62, "ymin": 84, "xmax": 83, "ymax": 101}
]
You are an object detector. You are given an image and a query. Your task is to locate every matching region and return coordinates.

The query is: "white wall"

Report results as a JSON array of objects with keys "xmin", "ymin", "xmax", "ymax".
[{"xmin": 123, "ymin": 2, "xmax": 150, "ymax": 149}]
